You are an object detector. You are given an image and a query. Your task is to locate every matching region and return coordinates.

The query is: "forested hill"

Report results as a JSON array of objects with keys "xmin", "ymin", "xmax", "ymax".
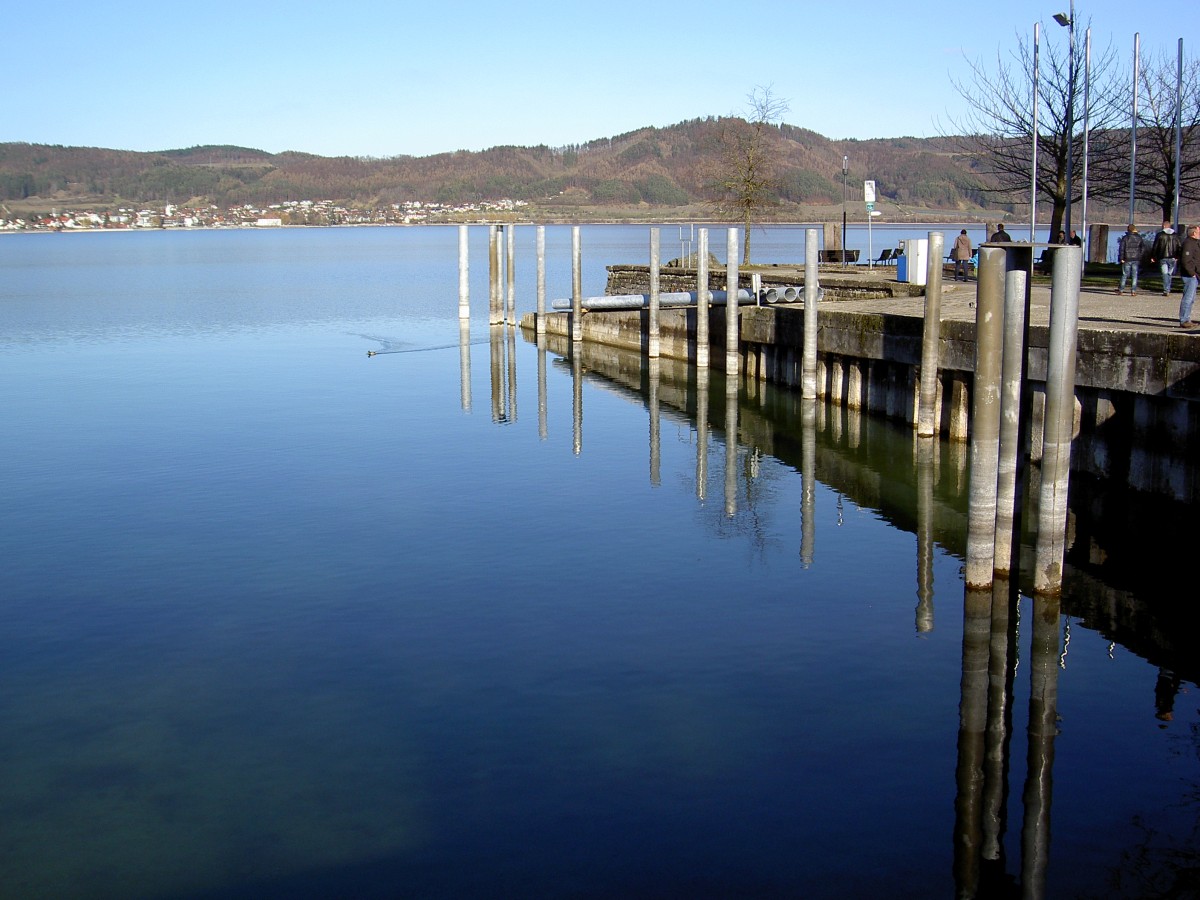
[{"xmin": 0, "ymin": 119, "xmax": 1002, "ymax": 215}]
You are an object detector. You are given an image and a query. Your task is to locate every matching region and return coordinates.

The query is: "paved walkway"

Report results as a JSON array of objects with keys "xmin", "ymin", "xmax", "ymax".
[{"xmin": 813, "ymin": 269, "xmax": 1195, "ymax": 335}]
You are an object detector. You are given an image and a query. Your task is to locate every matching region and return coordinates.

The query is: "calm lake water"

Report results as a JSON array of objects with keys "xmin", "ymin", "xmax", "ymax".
[{"xmin": 1, "ymin": 225, "xmax": 1196, "ymax": 899}]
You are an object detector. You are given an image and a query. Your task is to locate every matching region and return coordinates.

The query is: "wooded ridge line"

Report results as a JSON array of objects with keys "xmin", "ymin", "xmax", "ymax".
[{"xmin": 0, "ymin": 118, "xmax": 1150, "ymax": 221}]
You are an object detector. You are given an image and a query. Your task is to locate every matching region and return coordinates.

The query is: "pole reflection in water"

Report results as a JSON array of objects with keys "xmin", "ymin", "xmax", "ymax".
[
  {"xmin": 916, "ymin": 435, "xmax": 936, "ymax": 633},
  {"xmin": 982, "ymin": 579, "xmax": 1017, "ymax": 885},
  {"xmin": 1020, "ymin": 596, "xmax": 1061, "ymax": 900},
  {"xmin": 537, "ymin": 333, "xmax": 548, "ymax": 441},
  {"xmin": 800, "ymin": 398, "xmax": 816, "ymax": 567},
  {"xmin": 489, "ymin": 325, "xmax": 504, "ymax": 423},
  {"xmin": 506, "ymin": 325, "xmax": 518, "ymax": 423},
  {"xmin": 459, "ymin": 318, "xmax": 472, "ymax": 413},
  {"xmin": 994, "ymin": 262, "xmax": 1030, "ymax": 578},
  {"xmin": 847, "ymin": 405, "xmax": 862, "ymax": 450},
  {"xmin": 572, "ymin": 342, "xmax": 582, "ymax": 456},
  {"xmin": 954, "ymin": 574, "xmax": 1059, "ymax": 899},
  {"xmin": 515, "ymin": 324, "xmax": 1193, "ymax": 897},
  {"xmin": 648, "ymin": 357, "xmax": 661, "ymax": 487},
  {"xmin": 695, "ymin": 367, "xmax": 709, "ymax": 502},
  {"xmin": 954, "ymin": 586, "xmax": 992, "ymax": 898},
  {"xmin": 724, "ymin": 377, "xmax": 738, "ymax": 517}
]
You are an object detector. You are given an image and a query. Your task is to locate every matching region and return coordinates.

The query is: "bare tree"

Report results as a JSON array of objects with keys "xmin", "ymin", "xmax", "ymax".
[
  {"xmin": 944, "ymin": 22, "xmax": 1127, "ymax": 239},
  {"xmin": 709, "ymin": 85, "xmax": 789, "ymax": 264},
  {"xmin": 1130, "ymin": 51, "xmax": 1200, "ymax": 223}
]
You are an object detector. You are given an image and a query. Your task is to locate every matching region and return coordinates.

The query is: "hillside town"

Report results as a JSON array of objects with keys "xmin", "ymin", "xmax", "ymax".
[{"xmin": 0, "ymin": 197, "xmax": 530, "ymax": 231}]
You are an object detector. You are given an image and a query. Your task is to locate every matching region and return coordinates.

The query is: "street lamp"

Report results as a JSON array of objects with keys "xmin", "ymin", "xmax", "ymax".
[
  {"xmin": 842, "ymin": 155, "xmax": 848, "ymax": 267},
  {"xmin": 1054, "ymin": 1, "xmax": 1075, "ymax": 237}
]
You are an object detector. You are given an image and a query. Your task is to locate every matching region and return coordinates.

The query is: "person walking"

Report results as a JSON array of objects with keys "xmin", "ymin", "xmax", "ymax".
[
  {"xmin": 950, "ymin": 229, "xmax": 972, "ymax": 281},
  {"xmin": 1149, "ymin": 221, "xmax": 1181, "ymax": 295},
  {"xmin": 1116, "ymin": 225, "xmax": 1145, "ymax": 295},
  {"xmin": 990, "ymin": 222, "xmax": 1012, "ymax": 242},
  {"xmin": 1178, "ymin": 224, "xmax": 1200, "ymax": 328}
]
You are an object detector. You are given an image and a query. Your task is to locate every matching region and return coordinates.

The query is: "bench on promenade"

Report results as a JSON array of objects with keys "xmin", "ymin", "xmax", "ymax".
[{"xmin": 817, "ymin": 249, "xmax": 860, "ymax": 264}]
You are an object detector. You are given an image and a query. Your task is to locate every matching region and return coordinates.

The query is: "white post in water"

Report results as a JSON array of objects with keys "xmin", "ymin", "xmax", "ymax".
[
  {"xmin": 964, "ymin": 246, "xmax": 1007, "ymax": 588},
  {"xmin": 917, "ymin": 231, "xmax": 944, "ymax": 435},
  {"xmin": 571, "ymin": 226, "xmax": 583, "ymax": 342},
  {"xmin": 802, "ymin": 228, "xmax": 820, "ymax": 399},
  {"xmin": 697, "ymin": 228, "xmax": 710, "ymax": 369},
  {"xmin": 505, "ymin": 224, "xmax": 515, "ymax": 325},
  {"xmin": 993, "ymin": 254, "xmax": 1030, "ymax": 577},
  {"xmin": 1033, "ymin": 245, "xmax": 1082, "ymax": 594},
  {"xmin": 458, "ymin": 225, "xmax": 469, "ymax": 319},
  {"xmin": 649, "ymin": 227, "xmax": 661, "ymax": 358},
  {"xmin": 488, "ymin": 225, "xmax": 502, "ymax": 325},
  {"xmin": 725, "ymin": 227, "xmax": 739, "ymax": 375},
  {"xmin": 536, "ymin": 225, "xmax": 546, "ymax": 336}
]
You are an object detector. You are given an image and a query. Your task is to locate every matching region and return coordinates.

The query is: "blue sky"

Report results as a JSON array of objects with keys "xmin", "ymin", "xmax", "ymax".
[{"xmin": 4, "ymin": 1, "xmax": 1187, "ymax": 158}]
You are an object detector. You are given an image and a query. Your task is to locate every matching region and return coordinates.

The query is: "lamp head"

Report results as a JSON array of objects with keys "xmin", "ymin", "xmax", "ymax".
[{"xmin": 1053, "ymin": 12, "xmax": 1071, "ymax": 27}]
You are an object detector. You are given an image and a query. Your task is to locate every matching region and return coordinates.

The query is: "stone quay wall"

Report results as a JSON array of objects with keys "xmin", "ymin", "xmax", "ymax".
[{"xmin": 525, "ymin": 273, "xmax": 1200, "ymax": 502}]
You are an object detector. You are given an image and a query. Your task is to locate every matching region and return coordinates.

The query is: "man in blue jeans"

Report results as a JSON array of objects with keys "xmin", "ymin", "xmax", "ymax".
[
  {"xmin": 1116, "ymin": 224, "xmax": 1145, "ymax": 295},
  {"xmin": 1179, "ymin": 224, "xmax": 1200, "ymax": 328},
  {"xmin": 1150, "ymin": 221, "xmax": 1181, "ymax": 295}
]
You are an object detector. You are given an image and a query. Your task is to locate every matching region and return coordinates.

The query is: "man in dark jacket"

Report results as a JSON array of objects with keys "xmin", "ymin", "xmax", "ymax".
[
  {"xmin": 1116, "ymin": 225, "xmax": 1145, "ymax": 295},
  {"xmin": 990, "ymin": 223, "xmax": 1012, "ymax": 242},
  {"xmin": 1150, "ymin": 221, "xmax": 1181, "ymax": 295},
  {"xmin": 1178, "ymin": 224, "xmax": 1200, "ymax": 328}
]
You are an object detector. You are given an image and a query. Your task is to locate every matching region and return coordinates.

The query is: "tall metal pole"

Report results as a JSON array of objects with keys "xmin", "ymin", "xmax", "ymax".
[
  {"xmin": 917, "ymin": 231, "xmax": 944, "ymax": 437},
  {"xmin": 965, "ymin": 247, "xmax": 1008, "ymax": 588},
  {"xmin": 571, "ymin": 225, "xmax": 582, "ymax": 343},
  {"xmin": 458, "ymin": 224, "xmax": 470, "ymax": 319},
  {"xmin": 648, "ymin": 227, "xmax": 661, "ymax": 359},
  {"xmin": 1031, "ymin": 23, "xmax": 1040, "ymax": 244},
  {"xmin": 1174, "ymin": 38, "xmax": 1184, "ymax": 231},
  {"xmin": 697, "ymin": 228, "xmax": 710, "ymax": 369},
  {"xmin": 1130, "ymin": 33, "xmax": 1140, "ymax": 224},
  {"xmin": 802, "ymin": 229, "xmax": 819, "ymax": 399},
  {"xmin": 725, "ymin": 227, "xmax": 739, "ymax": 376},
  {"xmin": 1058, "ymin": 1, "xmax": 1075, "ymax": 235},
  {"xmin": 1081, "ymin": 28, "xmax": 1091, "ymax": 263},
  {"xmin": 842, "ymin": 156, "xmax": 848, "ymax": 268},
  {"xmin": 535, "ymin": 225, "xmax": 546, "ymax": 336},
  {"xmin": 1034, "ymin": 246, "xmax": 1082, "ymax": 595}
]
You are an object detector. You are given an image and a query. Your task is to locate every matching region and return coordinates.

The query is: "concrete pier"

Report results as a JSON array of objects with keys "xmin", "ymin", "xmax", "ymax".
[{"xmin": 521, "ymin": 270, "xmax": 1200, "ymax": 503}]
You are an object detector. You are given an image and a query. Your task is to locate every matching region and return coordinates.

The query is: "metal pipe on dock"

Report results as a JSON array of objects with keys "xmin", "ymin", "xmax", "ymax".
[
  {"xmin": 993, "ymin": 255, "xmax": 1030, "ymax": 576},
  {"xmin": 697, "ymin": 229, "xmax": 710, "ymax": 369},
  {"xmin": 458, "ymin": 224, "xmax": 469, "ymax": 319},
  {"xmin": 571, "ymin": 226, "xmax": 582, "ymax": 342},
  {"xmin": 649, "ymin": 228, "xmax": 661, "ymax": 358},
  {"xmin": 536, "ymin": 225, "xmax": 546, "ymax": 336},
  {"xmin": 761, "ymin": 286, "xmax": 798, "ymax": 303},
  {"xmin": 550, "ymin": 290, "xmax": 753, "ymax": 311},
  {"xmin": 488, "ymin": 225, "xmax": 502, "ymax": 325},
  {"xmin": 917, "ymin": 231, "xmax": 944, "ymax": 435},
  {"xmin": 506, "ymin": 224, "xmax": 516, "ymax": 326},
  {"xmin": 802, "ymin": 229, "xmax": 819, "ymax": 399},
  {"xmin": 726, "ymin": 228, "xmax": 739, "ymax": 375},
  {"xmin": 1033, "ymin": 246, "xmax": 1082, "ymax": 595},
  {"xmin": 965, "ymin": 247, "xmax": 1007, "ymax": 589}
]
